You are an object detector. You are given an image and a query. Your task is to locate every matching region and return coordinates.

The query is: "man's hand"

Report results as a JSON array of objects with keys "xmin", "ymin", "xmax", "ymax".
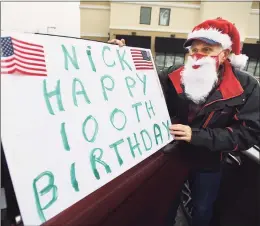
[
  {"xmin": 169, "ymin": 124, "xmax": 192, "ymax": 143},
  {"xmin": 108, "ymin": 39, "xmax": 126, "ymax": 47}
]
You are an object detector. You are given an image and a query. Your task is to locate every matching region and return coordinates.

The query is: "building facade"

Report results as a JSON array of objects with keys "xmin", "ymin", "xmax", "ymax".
[{"xmin": 80, "ymin": 1, "xmax": 260, "ymax": 78}]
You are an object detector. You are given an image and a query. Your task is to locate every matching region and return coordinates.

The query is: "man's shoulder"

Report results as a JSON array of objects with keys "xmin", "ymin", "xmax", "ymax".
[
  {"xmin": 233, "ymin": 67, "xmax": 259, "ymax": 91},
  {"xmin": 158, "ymin": 64, "xmax": 183, "ymax": 80},
  {"xmin": 160, "ymin": 64, "xmax": 183, "ymax": 75},
  {"xmin": 157, "ymin": 64, "xmax": 183, "ymax": 95}
]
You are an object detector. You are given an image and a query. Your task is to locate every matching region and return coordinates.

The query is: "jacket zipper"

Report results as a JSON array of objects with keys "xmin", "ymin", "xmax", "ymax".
[{"xmin": 202, "ymin": 111, "xmax": 215, "ymax": 128}]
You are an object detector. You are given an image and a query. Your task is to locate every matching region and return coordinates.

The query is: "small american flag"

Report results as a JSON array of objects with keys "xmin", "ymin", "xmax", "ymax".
[
  {"xmin": 1, "ymin": 36, "xmax": 47, "ymax": 76},
  {"xmin": 130, "ymin": 49, "xmax": 154, "ymax": 70}
]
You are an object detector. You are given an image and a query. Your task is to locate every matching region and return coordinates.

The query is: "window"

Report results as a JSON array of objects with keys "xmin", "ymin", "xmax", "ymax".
[
  {"xmin": 155, "ymin": 53, "xmax": 185, "ymax": 70},
  {"xmin": 159, "ymin": 8, "xmax": 171, "ymax": 26},
  {"xmin": 174, "ymin": 54, "xmax": 185, "ymax": 65},
  {"xmin": 155, "ymin": 54, "xmax": 165, "ymax": 71},
  {"xmin": 140, "ymin": 7, "xmax": 152, "ymax": 25},
  {"xmin": 255, "ymin": 62, "xmax": 260, "ymax": 80},
  {"xmin": 165, "ymin": 55, "xmax": 175, "ymax": 68},
  {"xmin": 245, "ymin": 58, "xmax": 260, "ymax": 80}
]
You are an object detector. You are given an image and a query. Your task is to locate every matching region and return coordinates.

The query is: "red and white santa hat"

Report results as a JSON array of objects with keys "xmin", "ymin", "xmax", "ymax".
[{"xmin": 184, "ymin": 17, "xmax": 248, "ymax": 69}]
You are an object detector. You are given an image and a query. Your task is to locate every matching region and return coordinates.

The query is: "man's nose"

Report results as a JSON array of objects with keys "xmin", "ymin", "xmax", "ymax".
[{"xmin": 191, "ymin": 53, "xmax": 206, "ymax": 60}]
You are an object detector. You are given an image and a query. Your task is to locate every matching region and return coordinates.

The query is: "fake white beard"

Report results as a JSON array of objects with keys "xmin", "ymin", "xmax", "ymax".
[{"xmin": 181, "ymin": 56, "xmax": 218, "ymax": 104}]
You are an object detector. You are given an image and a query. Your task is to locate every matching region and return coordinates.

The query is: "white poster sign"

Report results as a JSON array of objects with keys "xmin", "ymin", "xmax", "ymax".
[{"xmin": 1, "ymin": 32, "xmax": 173, "ymax": 225}]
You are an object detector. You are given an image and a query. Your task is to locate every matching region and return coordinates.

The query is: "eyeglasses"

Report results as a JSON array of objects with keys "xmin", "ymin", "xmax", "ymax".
[{"xmin": 188, "ymin": 46, "xmax": 214, "ymax": 56}]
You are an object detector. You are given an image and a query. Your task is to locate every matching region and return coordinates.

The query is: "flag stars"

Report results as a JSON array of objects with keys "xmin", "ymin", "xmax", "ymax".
[{"xmin": 1, "ymin": 37, "xmax": 14, "ymax": 57}]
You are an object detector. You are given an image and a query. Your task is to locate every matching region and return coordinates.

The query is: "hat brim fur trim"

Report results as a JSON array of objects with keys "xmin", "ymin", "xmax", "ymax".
[
  {"xmin": 187, "ymin": 28, "xmax": 232, "ymax": 49},
  {"xmin": 228, "ymin": 53, "xmax": 248, "ymax": 70}
]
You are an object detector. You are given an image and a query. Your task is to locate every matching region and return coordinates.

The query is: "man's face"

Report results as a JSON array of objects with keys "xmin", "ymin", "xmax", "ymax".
[
  {"xmin": 181, "ymin": 40, "xmax": 230, "ymax": 104},
  {"xmin": 189, "ymin": 40, "xmax": 229, "ymax": 64}
]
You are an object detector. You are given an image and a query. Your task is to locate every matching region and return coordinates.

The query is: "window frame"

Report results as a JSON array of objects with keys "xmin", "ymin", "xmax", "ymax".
[
  {"xmin": 159, "ymin": 8, "xmax": 171, "ymax": 26},
  {"xmin": 139, "ymin": 6, "xmax": 152, "ymax": 25}
]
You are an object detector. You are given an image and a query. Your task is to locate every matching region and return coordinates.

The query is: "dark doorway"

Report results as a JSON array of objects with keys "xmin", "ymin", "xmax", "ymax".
[{"xmin": 115, "ymin": 35, "xmax": 151, "ymax": 49}]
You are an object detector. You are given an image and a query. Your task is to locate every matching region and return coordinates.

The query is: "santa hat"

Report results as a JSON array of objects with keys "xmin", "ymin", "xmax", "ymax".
[{"xmin": 184, "ymin": 17, "xmax": 248, "ymax": 70}]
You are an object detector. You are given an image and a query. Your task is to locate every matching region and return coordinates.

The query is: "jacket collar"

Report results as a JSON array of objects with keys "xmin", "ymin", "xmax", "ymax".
[{"xmin": 168, "ymin": 60, "xmax": 244, "ymax": 101}]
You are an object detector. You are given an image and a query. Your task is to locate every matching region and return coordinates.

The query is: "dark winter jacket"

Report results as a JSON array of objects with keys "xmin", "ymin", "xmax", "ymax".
[{"xmin": 159, "ymin": 60, "xmax": 260, "ymax": 170}]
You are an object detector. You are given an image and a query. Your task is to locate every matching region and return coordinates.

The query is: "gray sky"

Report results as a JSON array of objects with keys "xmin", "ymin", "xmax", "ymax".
[{"xmin": 1, "ymin": 1, "xmax": 80, "ymax": 37}]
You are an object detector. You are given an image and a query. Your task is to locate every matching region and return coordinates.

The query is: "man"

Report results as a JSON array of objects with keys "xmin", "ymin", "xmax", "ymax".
[{"xmin": 109, "ymin": 18, "xmax": 260, "ymax": 226}]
